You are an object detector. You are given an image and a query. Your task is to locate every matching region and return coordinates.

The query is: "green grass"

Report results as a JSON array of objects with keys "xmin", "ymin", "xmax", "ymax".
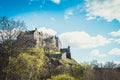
[
  {"xmin": 62, "ymin": 59, "xmax": 77, "ymax": 65},
  {"xmin": 49, "ymin": 49, "xmax": 61, "ymax": 54},
  {"xmin": 54, "ymin": 52, "xmax": 61, "ymax": 54}
]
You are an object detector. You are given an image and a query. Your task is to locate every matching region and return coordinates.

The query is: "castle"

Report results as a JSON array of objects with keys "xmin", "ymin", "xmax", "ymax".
[{"xmin": 17, "ymin": 28, "xmax": 71, "ymax": 59}]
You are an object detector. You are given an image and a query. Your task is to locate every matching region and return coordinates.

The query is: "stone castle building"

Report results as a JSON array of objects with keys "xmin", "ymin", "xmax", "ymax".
[{"xmin": 17, "ymin": 28, "xmax": 71, "ymax": 59}]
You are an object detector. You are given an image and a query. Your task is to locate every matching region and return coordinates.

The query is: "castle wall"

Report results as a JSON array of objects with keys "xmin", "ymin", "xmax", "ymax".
[
  {"xmin": 33, "ymin": 30, "xmax": 43, "ymax": 47},
  {"xmin": 60, "ymin": 46, "xmax": 71, "ymax": 59},
  {"xmin": 62, "ymin": 52, "xmax": 67, "ymax": 60}
]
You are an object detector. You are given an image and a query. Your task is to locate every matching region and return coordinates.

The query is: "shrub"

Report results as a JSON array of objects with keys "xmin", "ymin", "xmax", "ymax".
[{"xmin": 49, "ymin": 74, "xmax": 75, "ymax": 80}]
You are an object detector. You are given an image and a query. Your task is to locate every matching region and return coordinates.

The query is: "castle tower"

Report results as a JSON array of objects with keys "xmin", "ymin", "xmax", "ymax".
[
  {"xmin": 60, "ymin": 46, "xmax": 71, "ymax": 59},
  {"xmin": 33, "ymin": 28, "xmax": 43, "ymax": 48},
  {"xmin": 50, "ymin": 36, "xmax": 56, "ymax": 48},
  {"xmin": 55, "ymin": 36, "xmax": 62, "ymax": 50},
  {"xmin": 67, "ymin": 46, "xmax": 71, "ymax": 59},
  {"xmin": 55, "ymin": 36, "xmax": 59, "ymax": 47}
]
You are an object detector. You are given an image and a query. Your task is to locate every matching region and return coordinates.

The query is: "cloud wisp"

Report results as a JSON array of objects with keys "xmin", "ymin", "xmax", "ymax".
[
  {"xmin": 64, "ymin": 9, "xmax": 73, "ymax": 20},
  {"xmin": 91, "ymin": 49, "xmax": 106, "ymax": 58},
  {"xmin": 51, "ymin": 0, "xmax": 60, "ymax": 4},
  {"xmin": 86, "ymin": 0, "xmax": 120, "ymax": 22},
  {"xmin": 108, "ymin": 48, "xmax": 120, "ymax": 55},
  {"xmin": 110, "ymin": 30, "xmax": 120, "ymax": 37}
]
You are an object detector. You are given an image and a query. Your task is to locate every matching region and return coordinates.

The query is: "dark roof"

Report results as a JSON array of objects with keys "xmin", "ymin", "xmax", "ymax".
[
  {"xmin": 27, "ymin": 30, "xmax": 43, "ymax": 35},
  {"xmin": 27, "ymin": 30, "xmax": 35, "ymax": 35},
  {"xmin": 60, "ymin": 48, "xmax": 68, "ymax": 53}
]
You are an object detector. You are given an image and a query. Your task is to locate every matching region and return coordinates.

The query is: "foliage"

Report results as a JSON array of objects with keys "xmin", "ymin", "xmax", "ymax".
[
  {"xmin": 54, "ymin": 52, "xmax": 61, "ymax": 54},
  {"xmin": 4, "ymin": 48, "xmax": 45, "ymax": 80},
  {"xmin": 48, "ymin": 74, "xmax": 75, "ymax": 80},
  {"xmin": 72, "ymin": 64, "xmax": 85, "ymax": 80},
  {"xmin": 62, "ymin": 58, "xmax": 77, "ymax": 65}
]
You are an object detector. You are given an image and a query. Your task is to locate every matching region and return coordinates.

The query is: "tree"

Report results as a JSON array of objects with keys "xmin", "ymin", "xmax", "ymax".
[
  {"xmin": 0, "ymin": 16, "xmax": 26, "ymax": 55},
  {"xmin": 80, "ymin": 62, "xmax": 94, "ymax": 80},
  {"xmin": 72, "ymin": 64, "xmax": 85, "ymax": 80},
  {"xmin": 0, "ymin": 16, "xmax": 26, "ymax": 79},
  {"xmin": 0, "ymin": 16, "xmax": 25, "ymax": 43},
  {"xmin": 4, "ymin": 48, "xmax": 45, "ymax": 80},
  {"xmin": 104, "ymin": 61, "xmax": 116, "ymax": 68}
]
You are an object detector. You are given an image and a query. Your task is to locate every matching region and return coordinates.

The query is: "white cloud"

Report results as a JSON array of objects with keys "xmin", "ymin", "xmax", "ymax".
[
  {"xmin": 110, "ymin": 30, "xmax": 120, "ymax": 37},
  {"xmin": 86, "ymin": 0, "xmax": 120, "ymax": 21},
  {"xmin": 108, "ymin": 48, "xmax": 120, "ymax": 55},
  {"xmin": 38, "ymin": 27, "xmax": 57, "ymax": 36},
  {"xmin": 59, "ymin": 31, "xmax": 110, "ymax": 49},
  {"xmin": 91, "ymin": 49, "xmax": 106, "ymax": 58},
  {"xmin": 51, "ymin": 0, "xmax": 60, "ymax": 4},
  {"xmin": 64, "ymin": 9, "xmax": 73, "ymax": 20}
]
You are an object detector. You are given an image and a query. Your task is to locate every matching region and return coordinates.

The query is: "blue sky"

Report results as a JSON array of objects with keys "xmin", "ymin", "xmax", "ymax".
[{"xmin": 0, "ymin": 0, "xmax": 120, "ymax": 63}]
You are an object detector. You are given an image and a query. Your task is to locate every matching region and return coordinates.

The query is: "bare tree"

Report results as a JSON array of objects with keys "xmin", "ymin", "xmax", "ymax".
[
  {"xmin": 0, "ymin": 16, "xmax": 25, "ymax": 41},
  {"xmin": 0, "ymin": 16, "xmax": 26, "ymax": 55},
  {"xmin": 0, "ymin": 16, "xmax": 26, "ymax": 80}
]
